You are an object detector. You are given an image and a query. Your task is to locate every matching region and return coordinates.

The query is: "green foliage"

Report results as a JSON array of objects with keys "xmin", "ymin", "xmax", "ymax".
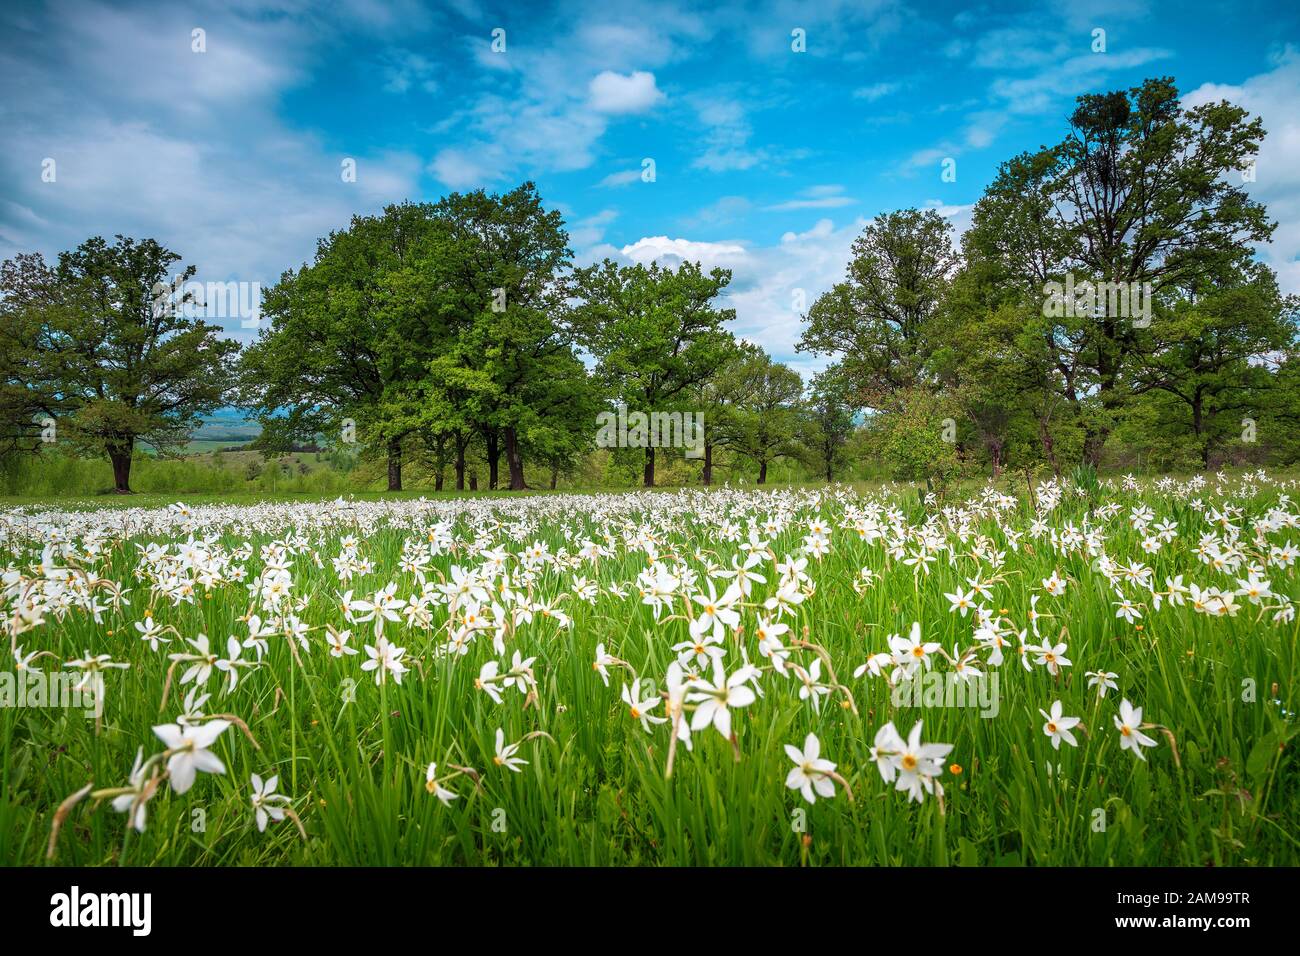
[
  {"xmin": 798, "ymin": 207, "xmax": 957, "ymax": 410},
  {"xmin": 868, "ymin": 388, "xmax": 964, "ymax": 492},
  {"xmin": 573, "ymin": 258, "xmax": 736, "ymax": 486},
  {"xmin": 1, "ymin": 237, "xmax": 239, "ymax": 492}
]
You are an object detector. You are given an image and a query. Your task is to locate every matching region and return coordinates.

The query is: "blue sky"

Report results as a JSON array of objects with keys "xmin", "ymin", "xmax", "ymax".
[{"xmin": 2, "ymin": 0, "xmax": 1298, "ymax": 375}]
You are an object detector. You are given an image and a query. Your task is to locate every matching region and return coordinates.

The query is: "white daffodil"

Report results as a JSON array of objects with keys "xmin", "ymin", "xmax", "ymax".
[
  {"xmin": 621, "ymin": 682, "xmax": 667, "ymax": 733},
  {"xmin": 493, "ymin": 728, "xmax": 528, "ymax": 772},
  {"xmin": 1039, "ymin": 700, "xmax": 1081, "ymax": 749},
  {"xmin": 1114, "ymin": 698, "xmax": 1159, "ymax": 760},
  {"xmin": 250, "ymin": 773, "xmax": 291, "ymax": 832},
  {"xmin": 152, "ymin": 718, "xmax": 232, "ymax": 794},
  {"xmin": 687, "ymin": 659, "xmax": 757, "ymax": 739},
  {"xmin": 425, "ymin": 763, "xmax": 458, "ymax": 805},
  {"xmin": 784, "ymin": 732, "xmax": 838, "ymax": 804}
]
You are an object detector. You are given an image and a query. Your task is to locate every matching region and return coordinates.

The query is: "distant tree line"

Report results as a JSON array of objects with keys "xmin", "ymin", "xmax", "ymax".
[{"xmin": 2, "ymin": 77, "xmax": 1296, "ymax": 494}]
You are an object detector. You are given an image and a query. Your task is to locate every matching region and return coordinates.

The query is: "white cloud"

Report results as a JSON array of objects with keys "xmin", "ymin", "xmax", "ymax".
[
  {"xmin": 764, "ymin": 185, "xmax": 856, "ymax": 211},
  {"xmin": 853, "ymin": 82, "xmax": 899, "ymax": 102},
  {"xmin": 1184, "ymin": 48, "xmax": 1300, "ymax": 295},
  {"xmin": 588, "ymin": 70, "xmax": 665, "ymax": 114},
  {"xmin": 429, "ymin": 148, "xmax": 505, "ymax": 190},
  {"xmin": 689, "ymin": 92, "xmax": 768, "ymax": 172},
  {"xmin": 683, "ymin": 195, "xmax": 753, "ymax": 228},
  {"xmin": 620, "ymin": 235, "xmax": 750, "ymax": 269},
  {"xmin": 988, "ymin": 47, "xmax": 1174, "ymax": 115},
  {"xmin": 435, "ymin": 5, "xmax": 712, "ymax": 187},
  {"xmin": 0, "ymin": 1, "xmax": 423, "ymax": 343},
  {"xmin": 611, "ymin": 217, "xmax": 866, "ymax": 374},
  {"xmin": 568, "ymin": 208, "xmax": 620, "ymax": 250},
  {"xmin": 923, "ymin": 199, "xmax": 975, "ymax": 240},
  {"xmin": 597, "ymin": 168, "xmax": 644, "ymax": 188},
  {"xmin": 379, "ymin": 49, "xmax": 439, "ymax": 94}
]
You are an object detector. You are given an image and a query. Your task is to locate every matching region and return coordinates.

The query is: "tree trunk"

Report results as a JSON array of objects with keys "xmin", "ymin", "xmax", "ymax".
[
  {"xmin": 643, "ymin": 446, "xmax": 655, "ymax": 487},
  {"xmin": 1193, "ymin": 394, "xmax": 1209, "ymax": 470},
  {"xmin": 1082, "ymin": 430, "xmax": 1105, "ymax": 470},
  {"xmin": 454, "ymin": 438, "xmax": 466, "ymax": 490},
  {"xmin": 758, "ymin": 459, "xmax": 768, "ymax": 484},
  {"xmin": 485, "ymin": 430, "xmax": 500, "ymax": 490},
  {"xmin": 109, "ymin": 447, "xmax": 133, "ymax": 494},
  {"xmin": 387, "ymin": 438, "xmax": 402, "ymax": 492},
  {"xmin": 432, "ymin": 435, "xmax": 447, "ymax": 492},
  {"xmin": 702, "ymin": 443, "xmax": 713, "ymax": 486},
  {"xmin": 505, "ymin": 427, "xmax": 527, "ymax": 490},
  {"xmin": 1039, "ymin": 418, "xmax": 1060, "ymax": 478},
  {"xmin": 469, "ymin": 469, "xmax": 478, "ymax": 491},
  {"xmin": 1084, "ymin": 351, "xmax": 1121, "ymax": 468},
  {"xmin": 549, "ymin": 464, "xmax": 558, "ymax": 490}
]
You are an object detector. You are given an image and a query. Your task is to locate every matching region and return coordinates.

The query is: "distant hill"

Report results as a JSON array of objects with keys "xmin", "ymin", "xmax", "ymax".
[{"xmin": 193, "ymin": 408, "xmax": 261, "ymax": 442}]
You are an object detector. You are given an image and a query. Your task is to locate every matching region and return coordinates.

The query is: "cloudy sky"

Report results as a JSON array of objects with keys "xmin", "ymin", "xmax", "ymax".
[{"xmin": 2, "ymin": 0, "xmax": 1298, "ymax": 376}]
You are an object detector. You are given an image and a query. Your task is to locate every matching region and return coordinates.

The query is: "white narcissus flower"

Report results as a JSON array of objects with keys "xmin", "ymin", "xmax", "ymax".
[
  {"xmin": 361, "ymin": 636, "xmax": 407, "ymax": 685},
  {"xmin": 425, "ymin": 763, "xmax": 458, "ymax": 806},
  {"xmin": 944, "ymin": 588, "xmax": 976, "ymax": 616},
  {"xmin": 892, "ymin": 720, "xmax": 953, "ymax": 804},
  {"xmin": 250, "ymin": 773, "xmax": 291, "ymax": 832},
  {"xmin": 784, "ymin": 732, "xmax": 837, "ymax": 804},
  {"xmin": 621, "ymin": 682, "xmax": 667, "ymax": 733},
  {"xmin": 110, "ymin": 747, "xmax": 154, "ymax": 832},
  {"xmin": 796, "ymin": 658, "xmax": 829, "ymax": 712},
  {"xmin": 689, "ymin": 580, "xmax": 741, "ymax": 643},
  {"xmin": 1032, "ymin": 640, "xmax": 1072, "ymax": 675},
  {"xmin": 493, "ymin": 728, "xmax": 528, "ymax": 772},
  {"xmin": 502, "ymin": 650, "xmax": 536, "ymax": 695},
  {"xmin": 870, "ymin": 722, "xmax": 904, "ymax": 783},
  {"xmin": 325, "ymin": 625, "xmax": 357, "ymax": 658},
  {"xmin": 1114, "ymin": 599, "xmax": 1142, "ymax": 623},
  {"xmin": 1039, "ymin": 700, "xmax": 1081, "ymax": 749},
  {"xmin": 687, "ymin": 660, "xmax": 757, "ymax": 740},
  {"xmin": 664, "ymin": 661, "xmax": 693, "ymax": 752},
  {"xmin": 476, "ymin": 660, "xmax": 503, "ymax": 704},
  {"xmin": 890, "ymin": 622, "xmax": 940, "ymax": 676},
  {"xmin": 1086, "ymin": 670, "xmax": 1119, "ymax": 697},
  {"xmin": 592, "ymin": 643, "xmax": 615, "ymax": 686},
  {"xmin": 1114, "ymin": 698, "xmax": 1159, "ymax": 760},
  {"xmin": 152, "ymin": 718, "xmax": 232, "ymax": 794}
]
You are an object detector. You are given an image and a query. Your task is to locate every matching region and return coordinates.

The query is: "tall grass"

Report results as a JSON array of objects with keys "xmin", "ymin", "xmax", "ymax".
[{"xmin": 3, "ymin": 477, "xmax": 1296, "ymax": 866}]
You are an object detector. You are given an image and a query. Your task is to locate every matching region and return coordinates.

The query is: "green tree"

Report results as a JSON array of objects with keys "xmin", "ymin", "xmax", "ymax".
[
  {"xmin": 798, "ymin": 208, "xmax": 957, "ymax": 411},
  {"xmin": 973, "ymin": 77, "xmax": 1274, "ymax": 466},
  {"xmin": 1128, "ymin": 262, "xmax": 1297, "ymax": 468},
  {"xmin": 572, "ymin": 259, "xmax": 736, "ymax": 487},
  {"xmin": 10, "ymin": 237, "xmax": 239, "ymax": 493},
  {"xmin": 868, "ymin": 387, "xmax": 964, "ymax": 494},
  {"xmin": 0, "ymin": 253, "xmax": 69, "ymax": 455},
  {"xmin": 688, "ymin": 337, "xmax": 753, "ymax": 485},
  {"xmin": 239, "ymin": 202, "xmax": 446, "ymax": 490},
  {"xmin": 726, "ymin": 349, "xmax": 804, "ymax": 484},
  {"xmin": 427, "ymin": 183, "xmax": 576, "ymax": 490},
  {"xmin": 800, "ymin": 366, "xmax": 857, "ymax": 482}
]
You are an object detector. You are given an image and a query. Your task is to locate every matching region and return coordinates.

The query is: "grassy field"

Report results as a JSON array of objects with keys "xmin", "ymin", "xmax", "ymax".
[{"xmin": 2, "ymin": 472, "xmax": 1297, "ymax": 866}]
